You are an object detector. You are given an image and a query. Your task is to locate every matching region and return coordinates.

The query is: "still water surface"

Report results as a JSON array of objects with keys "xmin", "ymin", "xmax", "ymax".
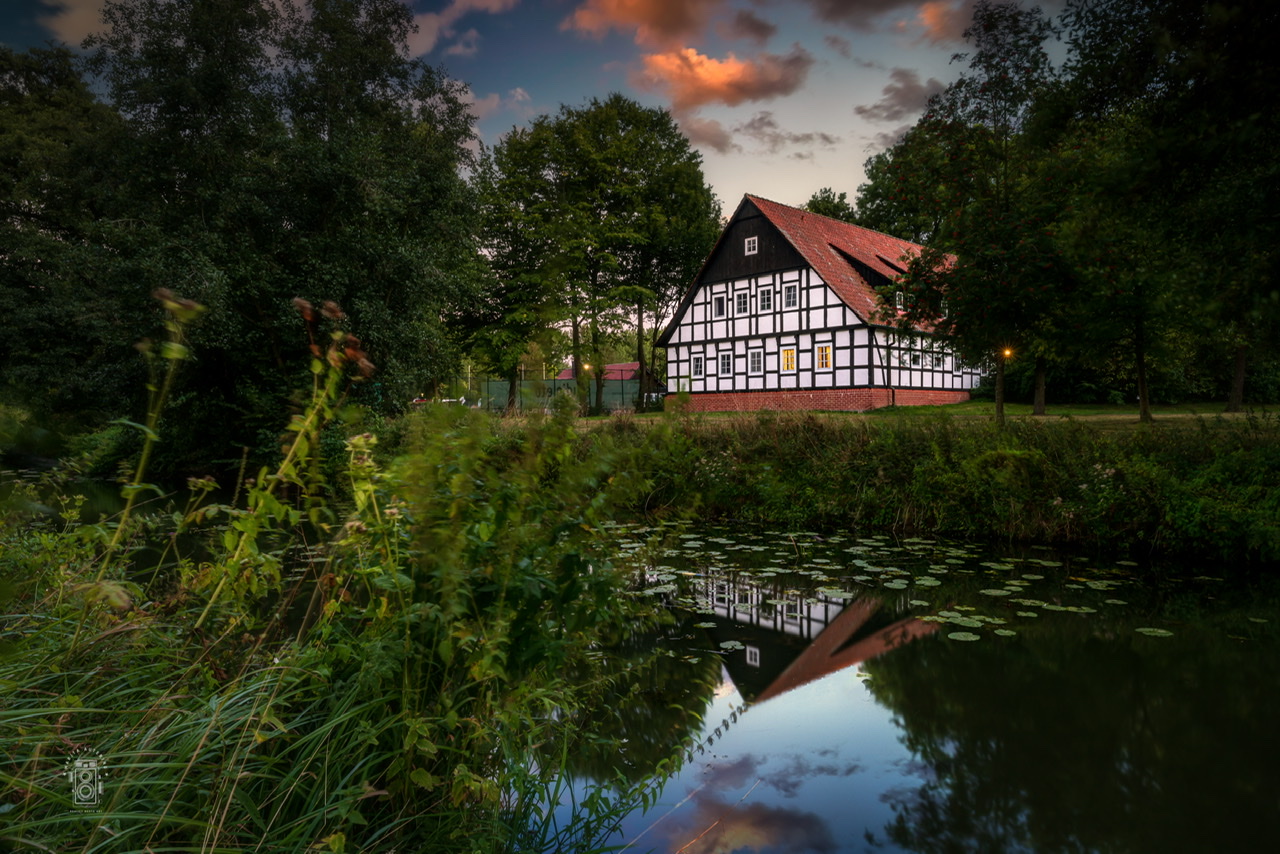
[{"xmin": 570, "ymin": 527, "xmax": 1280, "ymax": 854}]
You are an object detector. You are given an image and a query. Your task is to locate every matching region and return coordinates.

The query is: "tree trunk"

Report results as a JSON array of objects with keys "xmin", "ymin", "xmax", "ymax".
[
  {"xmin": 1226, "ymin": 343, "xmax": 1247, "ymax": 413},
  {"xmin": 1033, "ymin": 355, "xmax": 1047, "ymax": 416},
  {"xmin": 995, "ymin": 353, "xmax": 1006, "ymax": 427},
  {"xmin": 505, "ymin": 365, "xmax": 519, "ymax": 413},
  {"xmin": 570, "ymin": 312, "xmax": 585, "ymax": 412},
  {"xmin": 1135, "ymin": 313, "xmax": 1152, "ymax": 423},
  {"xmin": 636, "ymin": 298, "xmax": 648, "ymax": 410}
]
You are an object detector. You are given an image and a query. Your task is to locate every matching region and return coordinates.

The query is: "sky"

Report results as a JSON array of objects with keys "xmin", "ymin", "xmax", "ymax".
[{"xmin": 2, "ymin": 0, "xmax": 1016, "ymax": 212}]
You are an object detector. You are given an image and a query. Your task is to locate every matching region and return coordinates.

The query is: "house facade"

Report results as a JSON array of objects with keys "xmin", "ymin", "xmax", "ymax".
[{"xmin": 657, "ymin": 195, "xmax": 981, "ymax": 412}]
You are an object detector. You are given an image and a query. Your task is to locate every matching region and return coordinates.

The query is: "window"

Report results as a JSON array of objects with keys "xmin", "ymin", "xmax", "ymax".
[
  {"xmin": 784, "ymin": 284, "xmax": 798, "ymax": 308},
  {"xmin": 692, "ymin": 355, "xmax": 704, "ymax": 377},
  {"xmin": 735, "ymin": 291, "xmax": 748, "ymax": 314},
  {"xmin": 745, "ymin": 645, "xmax": 761, "ymax": 668},
  {"xmin": 759, "ymin": 289, "xmax": 773, "ymax": 311},
  {"xmin": 817, "ymin": 345, "xmax": 831, "ymax": 370},
  {"xmin": 894, "ymin": 291, "xmax": 905, "ymax": 311},
  {"xmin": 713, "ymin": 295, "xmax": 725, "ymax": 317},
  {"xmin": 782, "ymin": 348, "xmax": 796, "ymax": 372},
  {"xmin": 941, "ymin": 298, "xmax": 949, "ymax": 318},
  {"xmin": 745, "ymin": 235, "xmax": 758, "ymax": 255},
  {"xmin": 749, "ymin": 350, "xmax": 763, "ymax": 373},
  {"xmin": 719, "ymin": 352, "xmax": 732, "ymax": 375}
]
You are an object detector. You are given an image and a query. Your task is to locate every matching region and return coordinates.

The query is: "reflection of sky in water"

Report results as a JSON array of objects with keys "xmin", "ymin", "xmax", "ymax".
[{"xmin": 611, "ymin": 663, "xmax": 916, "ymax": 854}]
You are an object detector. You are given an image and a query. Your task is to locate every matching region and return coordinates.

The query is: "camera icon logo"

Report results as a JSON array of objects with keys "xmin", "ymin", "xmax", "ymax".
[{"xmin": 64, "ymin": 749, "xmax": 107, "ymax": 810}]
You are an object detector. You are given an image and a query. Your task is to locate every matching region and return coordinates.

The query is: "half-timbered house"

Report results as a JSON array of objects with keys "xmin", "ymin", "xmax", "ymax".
[{"xmin": 657, "ymin": 194, "xmax": 981, "ymax": 411}]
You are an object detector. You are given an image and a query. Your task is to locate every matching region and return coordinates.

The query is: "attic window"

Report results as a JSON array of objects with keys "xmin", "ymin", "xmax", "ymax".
[
  {"xmin": 894, "ymin": 291, "xmax": 905, "ymax": 311},
  {"xmin": 745, "ymin": 236, "xmax": 758, "ymax": 255}
]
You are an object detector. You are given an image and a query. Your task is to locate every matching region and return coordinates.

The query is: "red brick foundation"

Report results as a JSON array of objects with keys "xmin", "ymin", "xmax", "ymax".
[{"xmin": 667, "ymin": 387, "xmax": 971, "ymax": 413}]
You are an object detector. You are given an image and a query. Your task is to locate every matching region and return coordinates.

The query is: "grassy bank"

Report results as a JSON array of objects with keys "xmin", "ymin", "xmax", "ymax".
[{"xmin": 601, "ymin": 408, "xmax": 1280, "ymax": 564}]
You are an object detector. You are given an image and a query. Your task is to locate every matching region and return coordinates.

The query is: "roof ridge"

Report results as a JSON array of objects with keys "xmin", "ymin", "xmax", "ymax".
[{"xmin": 744, "ymin": 193, "xmax": 926, "ymax": 251}]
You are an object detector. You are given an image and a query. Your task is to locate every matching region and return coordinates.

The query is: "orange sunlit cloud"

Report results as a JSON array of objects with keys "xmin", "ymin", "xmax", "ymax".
[
  {"xmin": 38, "ymin": 0, "xmax": 104, "ymax": 46},
  {"xmin": 632, "ymin": 45, "xmax": 815, "ymax": 113},
  {"xmin": 562, "ymin": 0, "xmax": 727, "ymax": 48},
  {"xmin": 916, "ymin": 0, "xmax": 976, "ymax": 43}
]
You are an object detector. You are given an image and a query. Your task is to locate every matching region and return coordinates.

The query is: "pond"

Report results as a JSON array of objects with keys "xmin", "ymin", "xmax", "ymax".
[{"xmin": 559, "ymin": 526, "xmax": 1280, "ymax": 854}]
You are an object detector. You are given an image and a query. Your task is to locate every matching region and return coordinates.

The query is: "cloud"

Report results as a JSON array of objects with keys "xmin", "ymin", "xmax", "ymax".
[
  {"xmin": 561, "ymin": 0, "xmax": 727, "ymax": 48},
  {"xmin": 734, "ymin": 111, "xmax": 840, "ymax": 155},
  {"xmin": 802, "ymin": 0, "xmax": 922, "ymax": 31},
  {"xmin": 463, "ymin": 86, "xmax": 532, "ymax": 122},
  {"xmin": 869, "ymin": 122, "xmax": 914, "ymax": 149},
  {"xmin": 37, "ymin": 0, "xmax": 104, "ymax": 46},
  {"xmin": 799, "ymin": 0, "xmax": 984, "ymax": 43},
  {"xmin": 720, "ymin": 9, "xmax": 777, "ymax": 45},
  {"xmin": 915, "ymin": 0, "xmax": 977, "ymax": 43},
  {"xmin": 854, "ymin": 67, "xmax": 944, "ymax": 122},
  {"xmin": 824, "ymin": 33, "xmax": 853, "ymax": 58},
  {"xmin": 632, "ymin": 44, "xmax": 814, "ymax": 112},
  {"xmin": 660, "ymin": 791, "xmax": 838, "ymax": 854},
  {"xmin": 445, "ymin": 28, "xmax": 482, "ymax": 57},
  {"xmin": 676, "ymin": 114, "xmax": 738, "ymax": 153},
  {"xmin": 409, "ymin": 0, "xmax": 520, "ymax": 56}
]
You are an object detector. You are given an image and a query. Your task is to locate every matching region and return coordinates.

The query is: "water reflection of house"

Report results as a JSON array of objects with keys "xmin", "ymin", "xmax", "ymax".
[{"xmin": 695, "ymin": 574, "xmax": 937, "ymax": 704}]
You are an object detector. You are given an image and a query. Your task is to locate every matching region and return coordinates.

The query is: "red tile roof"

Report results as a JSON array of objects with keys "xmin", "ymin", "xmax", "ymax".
[{"xmin": 745, "ymin": 194, "xmax": 940, "ymax": 325}]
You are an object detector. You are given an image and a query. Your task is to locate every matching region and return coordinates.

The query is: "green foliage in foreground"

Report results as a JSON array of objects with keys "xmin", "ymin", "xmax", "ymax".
[
  {"xmin": 1, "ymin": 392, "xmax": 681, "ymax": 851},
  {"xmin": 638, "ymin": 410, "xmax": 1280, "ymax": 562}
]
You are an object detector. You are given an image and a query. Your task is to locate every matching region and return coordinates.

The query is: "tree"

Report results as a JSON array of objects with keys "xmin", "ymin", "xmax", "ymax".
[
  {"xmin": 1056, "ymin": 0, "xmax": 1280, "ymax": 412},
  {"xmin": 889, "ymin": 0, "xmax": 1064, "ymax": 424},
  {"xmin": 79, "ymin": 0, "xmax": 478, "ymax": 469},
  {"xmin": 0, "ymin": 46, "xmax": 134, "ymax": 429},
  {"xmin": 854, "ymin": 117, "xmax": 978, "ymax": 247},
  {"xmin": 803, "ymin": 187, "xmax": 857, "ymax": 223},
  {"xmin": 470, "ymin": 94, "xmax": 718, "ymax": 414}
]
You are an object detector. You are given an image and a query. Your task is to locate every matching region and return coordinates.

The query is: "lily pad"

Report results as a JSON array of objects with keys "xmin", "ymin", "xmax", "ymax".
[
  {"xmin": 947, "ymin": 631, "xmax": 981, "ymax": 641},
  {"xmin": 1135, "ymin": 627, "xmax": 1173, "ymax": 637},
  {"xmin": 718, "ymin": 640, "xmax": 746, "ymax": 650},
  {"xmin": 695, "ymin": 622, "xmax": 717, "ymax": 628},
  {"xmin": 915, "ymin": 577, "xmax": 942, "ymax": 587},
  {"xmin": 979, "ymin": 588, "xmax": 1012, "ymax": 596},
  {"xmin": 948, "ymin": 617, "xmax": 984, "ymax": 628},
  {"xmin": 994, "ymin": 629, "xmax": 1018, "ymax": 637}
]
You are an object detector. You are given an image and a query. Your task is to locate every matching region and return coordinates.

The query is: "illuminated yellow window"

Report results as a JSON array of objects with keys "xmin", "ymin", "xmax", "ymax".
[
  {"xmin": 782, "ymin": 348, "xmax": 796, "ymax": 372},
  {"xmin": 817, "ymin": 345, "xmax": 831, "ymax": 369}
]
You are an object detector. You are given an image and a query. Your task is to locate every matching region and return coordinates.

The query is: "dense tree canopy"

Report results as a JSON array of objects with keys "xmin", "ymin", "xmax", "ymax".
[
  {"xmin": 849, "ymin": 0, "xmax": 1280, "ymax": 415},
  {"xmin": 470, "ymin": 94, "xmax": 719, "ymax": 412},
  {"xmin": 3, "ymin": 0, "xmax": 480, "ymax": 471}
]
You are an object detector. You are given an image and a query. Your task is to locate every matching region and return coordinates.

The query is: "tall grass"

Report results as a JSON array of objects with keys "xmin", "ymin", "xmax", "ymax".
[
  {"xmin": 0, "ymin": 299, "xmax": 686, "ymax": 852},
  {"xmin": 640, "ymin": 409, "xmax": 1280, "ymax": 562}
]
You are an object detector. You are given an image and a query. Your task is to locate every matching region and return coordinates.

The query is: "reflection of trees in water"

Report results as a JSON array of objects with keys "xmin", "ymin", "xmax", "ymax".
[
  {"xmin": 863, "ymin": 620, "xmax": 1280, "ymax": 853},
  {"xmin": 550, "ymin": 610, "xmax": 724, "ymax": 784}
]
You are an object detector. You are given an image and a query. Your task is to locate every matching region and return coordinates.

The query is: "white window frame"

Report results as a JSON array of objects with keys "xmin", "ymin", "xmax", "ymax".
[
  {"xmin": 784, "ymin": 284, "xmax": 798, "ymax": 309},
  {"xmin": 759, "ymin": 288, "xmax": 773, "ymax": 312},
  {"xmin": 895, "ymin": 291, "xmax": 905, "ymax": 311},
  {"xmin": 692, "ymin": 355, "xmax": 704, "ymax": 377},
  {"xmin": 749, "ymin": 350, "xmax": 763, "ymax": 374},
  {"xmin": 781, "ymin": 347, "xmax": 796, "ymax": 373},
  {"xmin": 713, "ymin": 295, "xmax": 725, "ymax": 318},
  {"xmin": 735, "ymin": 291, "xmax": 748, "ymax": 314},
  {"xmin": 817, "ymin": 344, "xmax": 832, "ymax": 371},
  {"xmin": 745, "ymin": 236, "xmax": 758, "ymax": 255},
  {"xmin": 719, "ymin": 352, "xmax": 732, "ymax": 375}
]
